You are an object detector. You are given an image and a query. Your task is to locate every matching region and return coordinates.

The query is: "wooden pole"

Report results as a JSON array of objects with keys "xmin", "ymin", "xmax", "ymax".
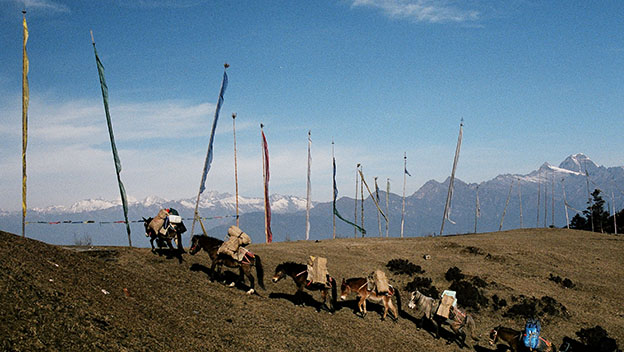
[
  {"xmin": 499, "ymin": 180, "xmax": 513, "ymax": 231},
  {"xmin": 305, "ymin": 130, "xmax": 311, "ymax": 240},
  {"xmin": 386, "ymin": 178, "xmax": 390, "ymax": 238},
  {"xmin": 354, "ymin": 166, "xmax": 359, "ymax": 238},
  {"xmin": 562, "ymin": 178, "xmax": 570, "ymax": 229},
  {"xmin": 358, "ymin": 169, "xmax": 387, "ymax": 223},
  {"xmin": 232, "ymin": 113, "xmax": 239, "ymax": 227},
  {"xmin": 401, "ymin": 153, "xmax": 407, "ymax": 238},
  {"xmin": 359, "ymin": 164, "xmax": 364, "ymax": 237},
  {"xmin": 474, "ymin": 185, "xmax": 479, "ymax": 234},
  {"xmin": 518, "ymin": 178, "xmax": 523, "ymax": 228},
  {"xmin": 332, "ymin": 140, "xmax": 336, "ymax": 239},
  {"xmin": 375, "ymin": 177, "xmax": 382, "ymax": 237}
]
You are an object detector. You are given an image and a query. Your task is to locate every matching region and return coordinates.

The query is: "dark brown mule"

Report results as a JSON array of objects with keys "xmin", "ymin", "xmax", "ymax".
[
  {"xmin": 489, "ymin": 326, "xmax": 556, "ymax": 352},
  {"xmin": 407, "ymin": 290, "xmax": 480, "ymax": 349},
  {"xmin": 272, "ymin": 261, "xmax": 337, "ymax": 313},
  {"xmin": 143, "ymin": 217, "xmax": 177, "ymax": 252},
  {"xmin": 189, "ymin": 234, "xmax": 264, "ymax": 294},
  {"xmin": 339, "ymin": 277, "xmax": 401, "ymax": 321}
]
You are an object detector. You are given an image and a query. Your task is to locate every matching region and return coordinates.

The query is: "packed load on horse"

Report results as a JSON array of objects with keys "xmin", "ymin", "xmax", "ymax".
[
  {"xmin": 436, "ymin": 289, "xmax": 457, "ymax": 318},
  {"xmin": 523, "ymin": 318, "xmax": 542, "ymax": 350},
  {"xmin": 366, "ymin": 269, "xmax": 390, "ymax": 295},
  {"xmin": 307, "ymin": 256, "xmax": 331, "ymax": 287},
  {"xmin": 146, "ymin": 208, "xmax": 187, "ymax": 238},
  {"xmin": 217, "ymin": 225, "xmax": 252, "ymax": 262},
  {"xmin": 144, "ymin": 208, "xmax": 187, "ymax": 251}
]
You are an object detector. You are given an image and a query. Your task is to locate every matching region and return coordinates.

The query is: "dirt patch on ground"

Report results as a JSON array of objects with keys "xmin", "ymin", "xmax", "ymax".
[{"xmin": 1, "ymin": 228, "xmax": 623, "ymax": 351}]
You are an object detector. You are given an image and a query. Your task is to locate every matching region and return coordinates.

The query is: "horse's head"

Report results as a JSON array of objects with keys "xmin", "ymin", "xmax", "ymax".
[
  {"xmin": 339, "ymin": 278, "xmax": 351, "ymax": 300},
  {"xmin": 189, "ymin": 235, "xmax": 202, "ymax": 255},
  {"xmin": 272, "ymin": 263, "xmax": 288, "ymax": 283},
  {"xmin": 143, "ymin": 217, "xmax": 154, "ymax": 238},
  {"xmin": 407, "ymin": 290, "xmax": 422, "ymax": 309}
]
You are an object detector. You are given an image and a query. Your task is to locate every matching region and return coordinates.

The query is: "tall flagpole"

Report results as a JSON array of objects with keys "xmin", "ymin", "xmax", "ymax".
[
  {"xmin": 612, "ymin": 191, "xmax": 617, "ymax": 235},
  {"xmin": 354, "ymin": 166, "xmax": 359, "ymax": 238},
  {"xmin": 332, "ymin": 140, "xmax": 336, "ymax": 239},
  {"xmin": 332, "ymin": 142, "xmax": 365, "ymax": 237},
  {"xmin": 261, "ymin": 124, "xmax": 273, "ymax": 243},
  {"xmin": 358, "ymin": 169, "xmax": 387, "ymax": 224},
  {"xmin": 537, "ymin": 169, "xmax": 541, "ymax": 227},
  {"xmin": 360, "ymin": 164, "xmax": 364, "ymax": 237},
  {"xmin": 401, "ymin": 153, "xmax": 407, "ymax": 238},
  {"xmin": 91, "ymin": 30, "xmax": 132, "ymax": 247},
  {"xmin": 375, "ymin": 177, "xmax": 382, "ymax": 237},
  {"xmin": 305, "ymin": 130, "xmax": 311, "ymax": 240},
  {"xmin": 499, "ymin": 180, "xmax": 513, "ymax": 231},
  {"xmin": 440, "ymin": 119, "xmax": 463, "ymax": 236},
  {"xmin": 474, "ymin": 185, "xmax": 480, "ymax": 234},
  {"xmin": 562, "ymin": 178, "xmax": 570, "ymax": 229},
  {"xmin": 544, "ymin": 179, "xmax": 548, "ymax": 228},
  {"xmin": 518, "ymin": 178, "xmax": 523, "ymax": 228},
  {"xmin": 585, "ymin": 168, "xmax": 594, "ymax": 232},
  {"xmin": 191, "ymin": 63, "xmax": 229, "ymax": 238},
  {"xmin": 22, "ymin": 11, "xmax": 29, "ymax": 238},
  {"xmin": 232, "ymin": 113, "xmax": 239, "ymax": 227},
  {"xmin": 386, "ymin": 178, "xmax": 390, "ymax": 238},
  {"xmin": 551, "ymin": 176, "xmax": 555, "ymax": 228}
]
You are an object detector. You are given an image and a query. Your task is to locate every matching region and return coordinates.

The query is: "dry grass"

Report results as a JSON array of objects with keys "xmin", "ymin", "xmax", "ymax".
[{"xmin": 1, "ymin": 228, "xmax": 622, "ymax": 351}]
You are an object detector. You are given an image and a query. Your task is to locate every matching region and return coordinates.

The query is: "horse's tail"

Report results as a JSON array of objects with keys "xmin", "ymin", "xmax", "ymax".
[
  {"xmin": 330, "ymin": 277, "xmax": 338, "ymax": 312},
  {"xmin": 392, "ymin": 285, "xmax": 402, "ymax": 315},
  {"xmin": 255, "ymin": 254, "xmax": 265, "ymax": 290}
]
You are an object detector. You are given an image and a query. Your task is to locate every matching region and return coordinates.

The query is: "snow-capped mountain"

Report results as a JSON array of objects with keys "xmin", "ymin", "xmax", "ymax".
[
  {"xmin": 1, "ymin": 153, "xmax": 621, "ymax": 246},
  {"xmin": 28, "ymin": 192, "xmax": 310, "ymax": 215}
]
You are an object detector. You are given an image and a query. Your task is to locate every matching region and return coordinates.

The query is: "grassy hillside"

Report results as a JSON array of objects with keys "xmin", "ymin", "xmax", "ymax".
[{"xmin": 1, "ymin": 228, "xmax": 622, "ymax": 351}]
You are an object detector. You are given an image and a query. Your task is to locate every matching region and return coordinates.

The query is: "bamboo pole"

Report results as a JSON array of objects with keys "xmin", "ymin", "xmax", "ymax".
[
  {"xmin": 232, "ymin": 113, "xmax": 239, "ymax": 227},
  {"xmin": 359, "ymin": 164, "xmax": 364, "ymax": 237},
  {"xmin": 401, "ymin": 153, "xmax": 407, "ymax": 238},
  {"xmin": 474, "ymin": 185, "xmax": 479, "ymax": 234},
  {"xmin": 332, "ymin": 140, "xmax": 336, "ymax": 239},
  {"xmin": 562, "ymin": 178, "xmax": 570, "ymax": 229},
  {"xmin": 375, "ymin": 177, "xmax": 382, "ymax": 237},
  {"xmin": 386, "ymin": 178, "xmax": 390, "ymax": 238},
  {"xmin": 305, "ymin": 130, "xmax": 311, "ymax": 240},
  {"xmin": 358, "ymin": 169, "xmax": 387, "ymax": 222},
  {"xmin": 499, "ymin": 180, "xmax": 513, "ymax": 231},
  {"xmin": 354, "ymin": 166, "xmax": 359, "ymax": 238}
]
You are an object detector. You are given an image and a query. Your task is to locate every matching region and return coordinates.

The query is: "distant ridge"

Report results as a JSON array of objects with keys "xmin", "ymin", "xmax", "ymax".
[{"xmin": 1, "ymin": 154, "xmax": 622, "ymax": 246}]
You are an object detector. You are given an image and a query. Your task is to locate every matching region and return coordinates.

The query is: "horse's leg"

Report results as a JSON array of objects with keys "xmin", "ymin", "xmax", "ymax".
[
  {"xmin": 320, "ymin": 288, "xmax": 328, "ymax": 312},
  {"xmin": 359, "ymin": 295, "xmax": 367, "ymax": 317},
  {"xmin": 244, "ymin": 265, "xmax": 255, "ymax": 294},
  {"xmin": 387, "ymin": 297, "xmax": 398, "ymax": 322}
]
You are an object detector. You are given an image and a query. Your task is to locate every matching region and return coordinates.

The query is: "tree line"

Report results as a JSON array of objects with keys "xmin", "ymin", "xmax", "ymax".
[{"xmin": 570, "ymin": 189, "xmax": 623, "ymax": 234}]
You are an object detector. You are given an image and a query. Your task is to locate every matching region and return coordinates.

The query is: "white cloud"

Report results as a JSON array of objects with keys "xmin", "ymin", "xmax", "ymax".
[
  {"xmin": 23, "ymin": 0, "xmax": 70, "ymax": 13},
  {"xmin": 350, "ymin": 0, "xmax": 480, "ymax": 23}
]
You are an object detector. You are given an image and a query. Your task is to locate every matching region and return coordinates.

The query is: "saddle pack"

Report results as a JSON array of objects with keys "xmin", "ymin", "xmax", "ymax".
[
  {"xmin": 217, "ymin": 225, "xmax": 252, "ymax": 262},
  {"xmin": 307, "ymin": 256, "xmax": 329, "ymax": 286},
  {"xmin": 523, "ymin": 318, "xmax": 541, "ymax": 349}
]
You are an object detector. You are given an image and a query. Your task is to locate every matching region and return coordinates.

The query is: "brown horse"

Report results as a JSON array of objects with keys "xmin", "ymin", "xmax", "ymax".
[
  {"xmin": 272, "ymin": 261, "xmax": 337, "ymax": 313},
  {"xmin": 339, "ymin": 277, "xmax": 401, "ymax": 321},
  {"xmin": 489, "ymin": 326, "xmax": 523, "ymax": 351},
  {"xmin": 489, "ymin": 326, "xmax": 556, "ymax": 352},
  {"xmin": 189, "ymin": 234, "xmax": 264, "ymax": 294},
  {"xmin": 407, "ymin": 290, "xmax": 480, "ymax": 348},
  {"xmin": 143, "ymin": 216, "xmax": 177, "ymax": 252}
]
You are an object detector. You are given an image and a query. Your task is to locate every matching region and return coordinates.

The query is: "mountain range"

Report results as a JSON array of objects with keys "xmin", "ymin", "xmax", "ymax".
[{"xmin": 1, "ymin": 153, "xmax": 622, "ymax": 246}]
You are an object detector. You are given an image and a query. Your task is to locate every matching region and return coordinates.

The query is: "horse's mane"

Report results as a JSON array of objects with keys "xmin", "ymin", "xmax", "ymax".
[
  {"xmin": 192, "ymin": 234, "xmax": 223, "ymax": 245},
  {"xmin": 345, "ymin": 277, "xmax": 365, "ymax": 285},
  {"xmin": 275, "ymin": 261, "xmax": 304, "ymax": 271}
]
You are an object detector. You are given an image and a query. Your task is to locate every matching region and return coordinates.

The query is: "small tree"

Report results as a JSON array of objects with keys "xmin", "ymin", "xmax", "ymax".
[{"xmin": 572, "ymin": 189, "xmax": 614, "ymax": 233}]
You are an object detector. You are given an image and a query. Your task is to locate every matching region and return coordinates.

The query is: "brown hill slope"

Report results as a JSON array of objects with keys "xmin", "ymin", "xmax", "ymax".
[{"xmin": 1, "ymin": 229, "xmax": 622, "ymax": 351}]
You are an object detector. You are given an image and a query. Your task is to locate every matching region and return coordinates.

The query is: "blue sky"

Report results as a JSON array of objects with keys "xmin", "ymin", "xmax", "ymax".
[{"xmin": 1, "ymin": 0, "xmax": 623, "ymax": 211}]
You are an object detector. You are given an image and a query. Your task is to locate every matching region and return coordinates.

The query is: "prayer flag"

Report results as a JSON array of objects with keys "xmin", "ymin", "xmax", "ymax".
[
  {"xmin": 333, "ymin": 156, "xmax": 366, "ymax": 234},
  {"xmin": 22, "ymin": 14, "xmax": 29, "ymax": 237},
  {"xmin": 92, "ymin": 36, "xmax": 132, "ymax": 246},
  {"xmin": 262, "ymin": 127, "xmax": 273, "ymax": 243}
]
